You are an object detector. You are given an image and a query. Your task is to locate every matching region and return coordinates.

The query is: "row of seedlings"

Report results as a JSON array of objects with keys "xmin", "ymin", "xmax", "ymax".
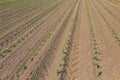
[{"xmin": 86, "ymin": 0, "xmax": 102, "ymax": 77}]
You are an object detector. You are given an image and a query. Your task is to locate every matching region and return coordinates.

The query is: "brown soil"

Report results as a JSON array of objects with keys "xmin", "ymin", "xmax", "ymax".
[
  {"xmin": 0, "ymin": 0, "xmax": 64, "ymax": 50},
  {"xmin": 0, "ymin": 0, "xmax": 75, "ymax": 80},
  {"xmin": 99, "ymin": 0, "xmax": 120, "ymax": 22},
  {"xmin": 89, "ymin": 0, "xmax": 120, "ymax": 79},
  {"xmin": 27, "ymin": 0, "xmax": 78, "ymax": 80},
  {"xmin": 0, "ymin": 1, "xmax": 49, "ymax": 27},
  {"xmin": 62, "ymin": 0, "xmax": 96, "ymax": 80},
  {"xmin": 0, "ymin": 0, "xmax": 120, "ymax": 80},
  {"xmin": 93, "ymin": 0, "xmax": 120, "ymax": 37}
]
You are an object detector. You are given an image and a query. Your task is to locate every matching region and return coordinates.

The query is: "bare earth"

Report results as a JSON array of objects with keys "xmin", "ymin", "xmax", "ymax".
[{"xmin": 0, "ymin": 0, "xmax": 120, "ymax": 80}]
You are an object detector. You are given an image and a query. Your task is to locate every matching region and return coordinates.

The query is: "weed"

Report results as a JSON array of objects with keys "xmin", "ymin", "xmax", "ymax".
[
  {"xmin": 2, "ymin": 48, "xmax": 10, "ymax": 52},
  {"xmin": 0, "ymin": 53, "xmax": 4, "ymax": 57},
  {"xmin": 28, "ymin": 55, "xmax": 33, "ymax": 61},
  {"xmin": 27, "ymin": 54, "xmax": 34, "ymax": 61},
  {"xmin": 13, "ymin": 72, "xmax": 19, "ymax": 78},
  {"xmin": 61, "ymin": 49, "xmax": 65, "ymax": 54},
  {"xmin": 19, "ymin": 63, "xmax": 26, "ymax": 69}
]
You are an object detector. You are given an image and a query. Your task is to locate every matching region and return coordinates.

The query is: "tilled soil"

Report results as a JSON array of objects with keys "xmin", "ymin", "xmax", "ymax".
[
  {"xmin": 89, "ymin": 0, "xmax": 120, "ymax": 79},
  {"xmin": 61, "ymin": 0, "xmax": 120, "ymax": 80},
  {"xmin": 0, "ymin": 0, "xmax": 76, "ymax": 80},
  {"xmin": 62, "ymin": 0, "xmax": 96, "ymax": 80},
  {"xmin": 0, "ymin": 0, "xmax": 63, "ymax": 49},
  {"xmin": 0, "ymin": 0, "xmax": 120, "ymax": 80}
]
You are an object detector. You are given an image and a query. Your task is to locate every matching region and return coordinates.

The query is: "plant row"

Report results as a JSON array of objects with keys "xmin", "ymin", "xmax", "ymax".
[
  {"xmin": 0, "ymin": 0, "xmax": 62, "ymax": 37},
  {"xmin": 86, "ymin": 0, "xmax": 102, "ymax": 77},
  {"xmin": 0, "ymin": 0, "xmax": 59, "ymax": 36},
  {"xmin": 0, "ymin": 0, "xmax": 49, "ymax": 24},
  {"xmin": 7, "ymin": 9, "xmax": 67, "ymax": 80},
  {"xmin": 0, "ymin": 0, "xmax": 41, "ymax": 17},
  {"xmin": 0, "ymin": 1, "xmax": 64, "ymax": 54},
  {"xmin": 54, "ymin": 0, "xmax": 81, "ymax": 79},
  {"xmin": 92, "ymin": 0, "xmax": 120, "ymax": 45},
  {"xmin": 96, "ymin": 0, "xmax": 119, "ymax": 22}
]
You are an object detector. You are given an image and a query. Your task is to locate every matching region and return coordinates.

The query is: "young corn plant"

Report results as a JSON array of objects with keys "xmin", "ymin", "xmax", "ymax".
[
  {"xmin": 61, "ymin": 48, "xmax": 68, "ymax": 56},
  {"xmin": 55, "ymin": 68, "xmax": 61, "ymax": 75},
  {"xmin": 93, "ymin": 54, "xmax": 100, "ymax": 61},
  {"xmin": 97, "ymin": 69, "xmax": 102, "ymax": 77},
  {"xmin": 61, "ymin": 54, "xmax": 66, "ymax": 60},
  {"xmin": 55, "ymin": 68, "xmax": 65, "ymax": 75},
  {"xmin": 94, "ymin": 62, "xmax": 101, "ymax": 68},
  {"xmin": 59, "ymin": 62, "xmax": 66, "ymax": 67}
]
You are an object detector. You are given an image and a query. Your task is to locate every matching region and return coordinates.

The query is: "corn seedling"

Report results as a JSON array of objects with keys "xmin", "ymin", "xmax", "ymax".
[
  {"xmin": 55, "ymin": 68, "xmax": 61, "ymax": 75},
  {"xmin": 59, "ymin": 59, "xmax": 66, "ymax": 66},
  {"xmin": 97, "ymin": 69, "xmax": 102, "ymax": 77},
  {"xmin": 59, "ymin": 63, "xmax": 66, "ymax": 67},
  {"xmin": 61, "ymin": 54, "xmax": 66, "ymax": 60},
  {"xmin": 93, "ymin": 54, "xmax": 99, "ymax": 61},
  {"xmin": 94, "ymin": 62, "xmax": 101, "ymax": 68},
  {"xmin": 61, "ymin": 49, "xmax": 65, "ymax": 54},
  {"xmin": 55, "ymin": 68, "xmax": 65, "ymax": 75},
  {"xmin": 65, "ymin": 44, "xmax": 69, "ymax": 49},
  {"xmin": 66, "ymin": 39, "xmax": 70, "ymax": 45},
  {"xmin": 94, "ymin": 45, "xmax": 97, "ymax": 49},
  {"xmin": 93, "ymin": 42, "xmax": 97, "ymax": 45},
  {"xmin": 62, "ymin": 49, "xmax": 68, "ymax": 56}
]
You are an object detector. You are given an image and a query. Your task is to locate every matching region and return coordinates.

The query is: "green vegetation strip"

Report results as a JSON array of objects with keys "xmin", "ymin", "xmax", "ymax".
[
  {"xmin": 86, "ymin": 0, "xmax": 102, "ymax": 77},
  {"xmin": 0, "ymin": 0, "xmax": 61, "ymax": 39},
  {"xmin": 7, "ymin": 3, "xmax": 68, "ymax": 79},
  {"xmin": 96, "ymin": 0, "xmax": 120, "ymax": 22},
  {"xmin": 92, "ymin": 0, "xmax": 120, "ymax": 44},
  {"xmin": 0, "ymin": 0, "xmax": 52, "ymax": 23},
  {"xmin": 0, "ymin": 0, "xmax": 58, "ymax": 39},
  {"xmin": 107, "ymin": 0, "xmax": 120, "ymax": 5},
  {"xmin": 0, "ymin": 1, "xmax": 62, "ymax": 56},
  {"xmin": 0, "ymin": 0, "xmax": 43, "ymax": 13},
  {"xmin": 0, "ymin": 1, "xmax": 64, "ymax": 55},
  {"xmin": 0, "ymin": 0, "xmax": 20, "ymax": 4},
  {"xmin": 55, "ymin": 0, "xmax": 81, "ymax": 77}
]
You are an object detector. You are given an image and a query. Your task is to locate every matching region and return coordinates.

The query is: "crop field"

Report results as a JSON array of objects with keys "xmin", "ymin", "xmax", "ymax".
[{"xmin": 0, "ymin": 0, "xmax": 120, "ymax": 80}]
